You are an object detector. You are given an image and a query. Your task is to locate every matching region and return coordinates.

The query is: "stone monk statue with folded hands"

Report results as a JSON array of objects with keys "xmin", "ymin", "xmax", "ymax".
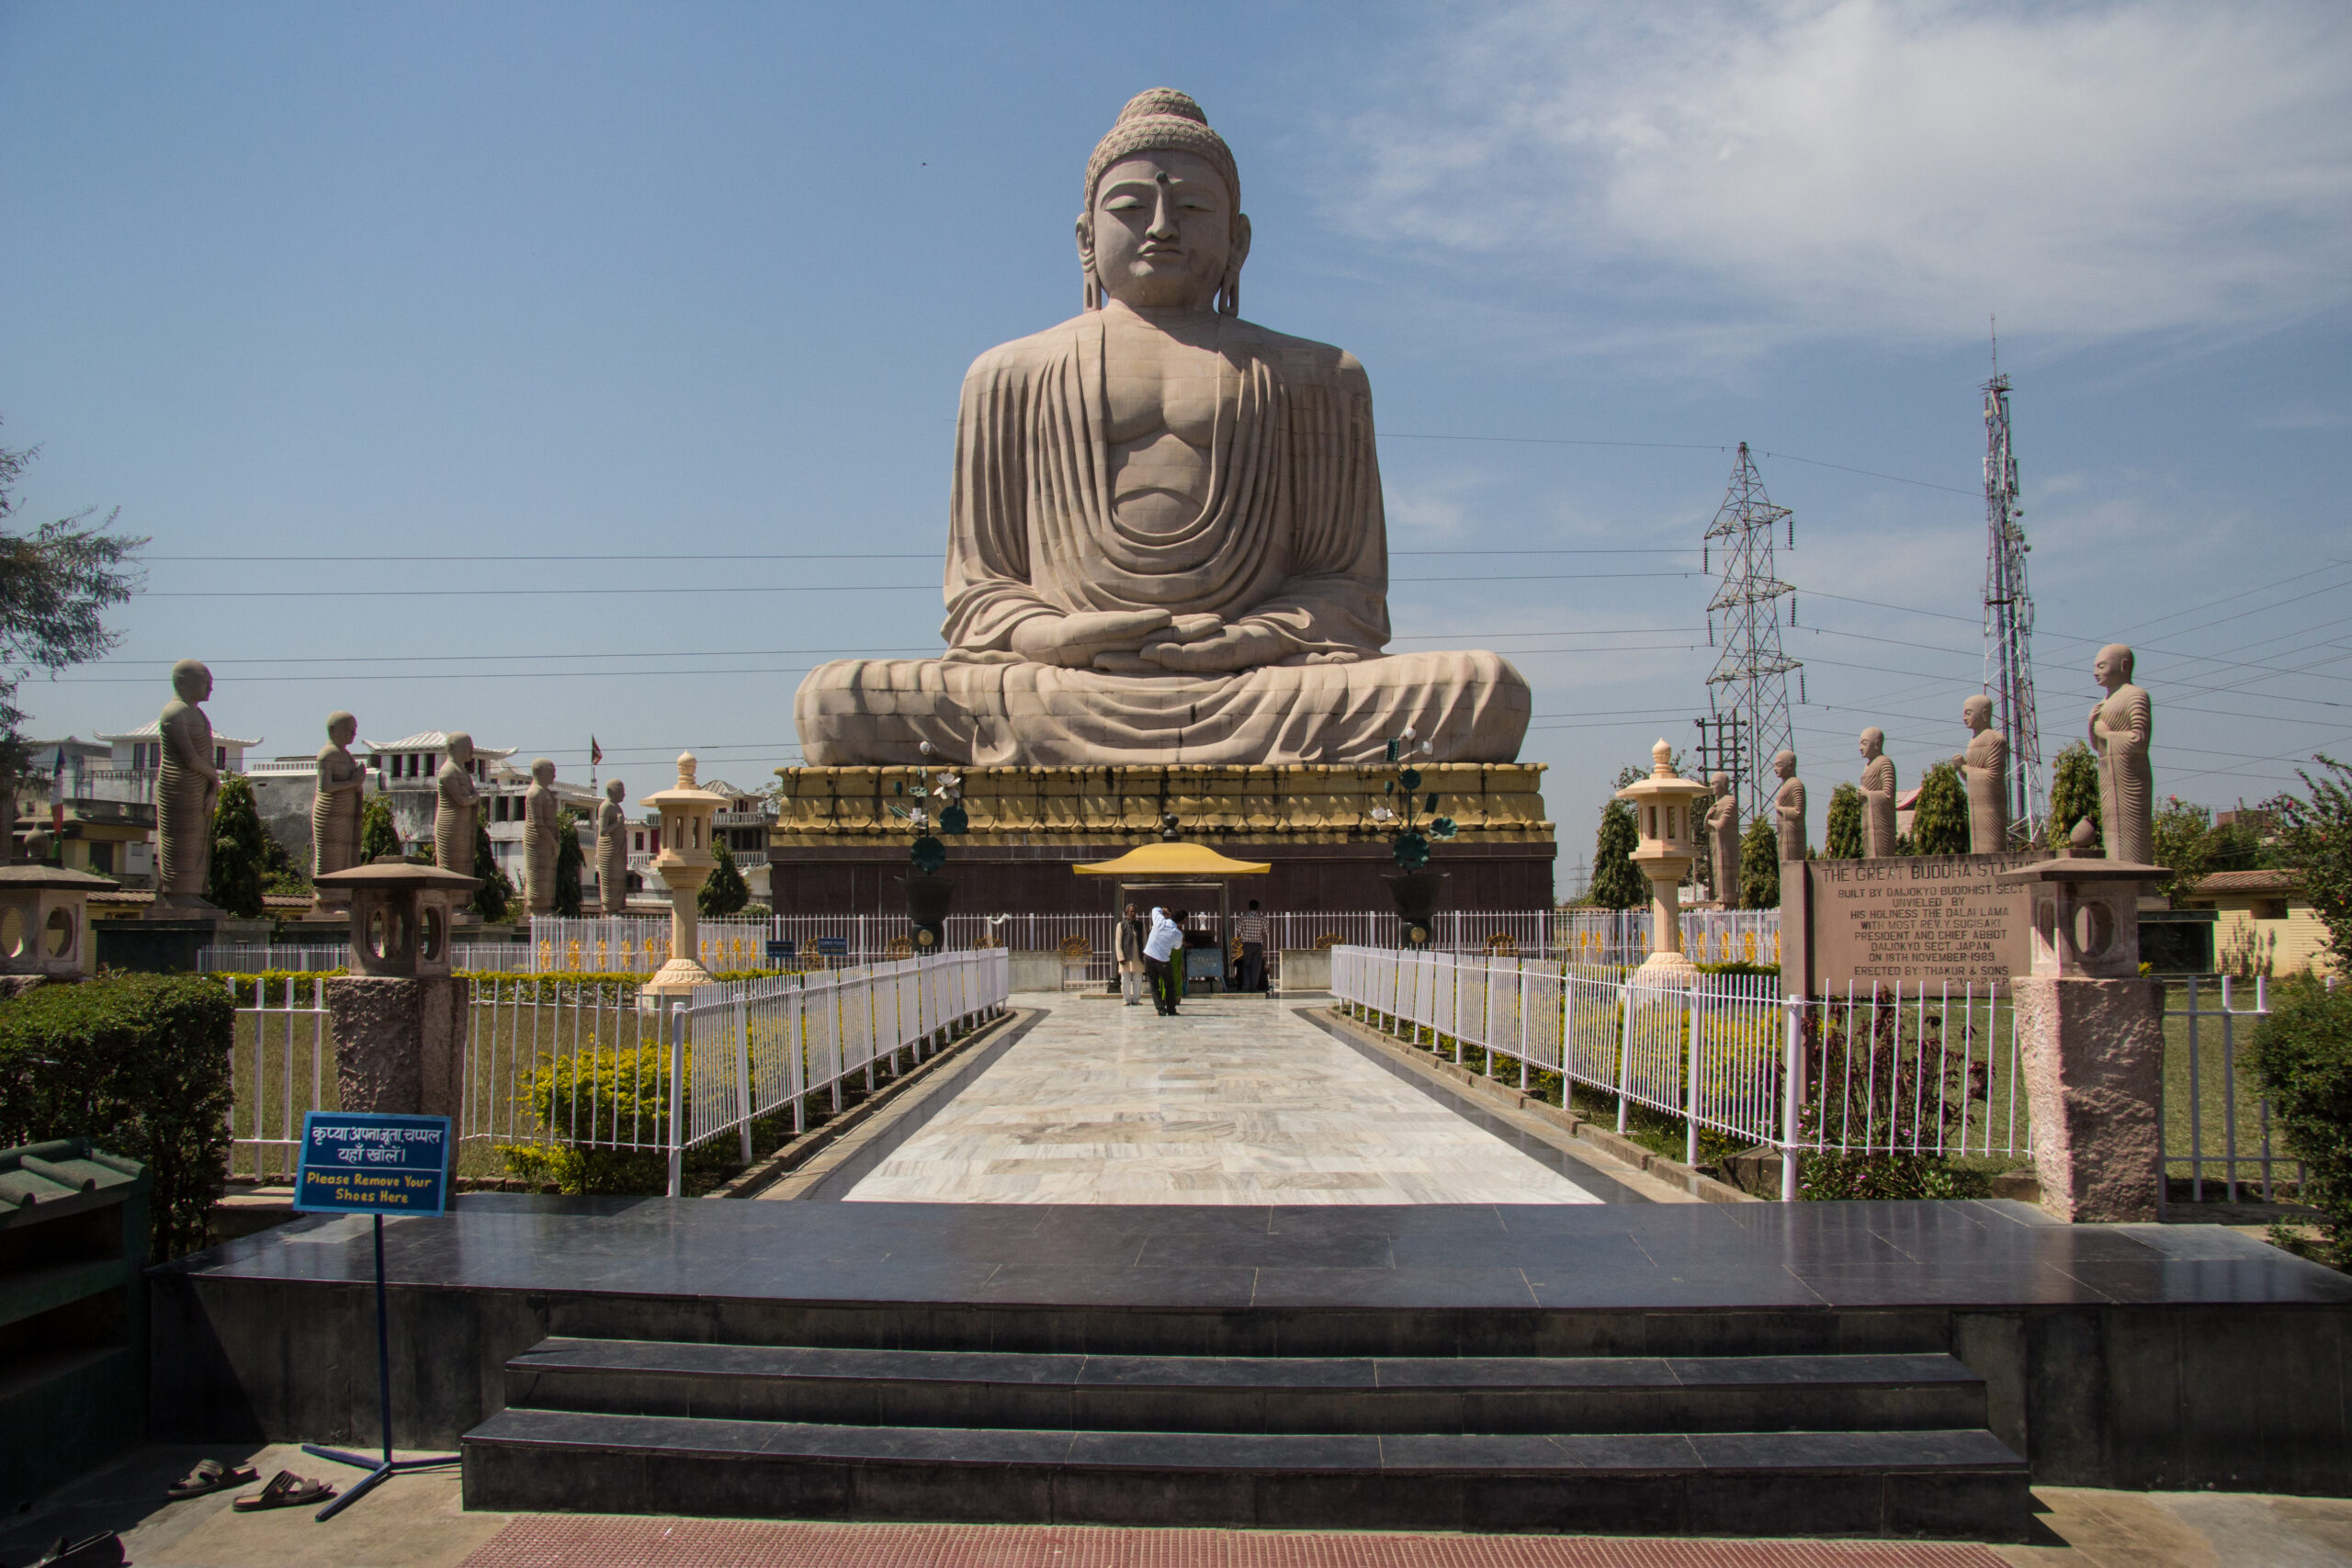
[{"xmin": 796, "ymin": 89, "xmax": 1529, "ymax": 767}]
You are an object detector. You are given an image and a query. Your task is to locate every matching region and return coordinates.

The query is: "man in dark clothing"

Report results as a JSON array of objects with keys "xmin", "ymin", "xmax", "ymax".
[{"xmin": 1236, "ymin": 898, "xmax": 1269, "ymax": 993}]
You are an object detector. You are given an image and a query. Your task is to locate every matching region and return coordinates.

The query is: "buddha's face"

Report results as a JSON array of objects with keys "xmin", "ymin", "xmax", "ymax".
[
  {"xmin": 173, "ymin": 660, "xmax": 212, "ymax": 704},
  {"xmin": 1963, "ymin": 697, "xmax": 1991, "ymax": 734},
  {"xmin": 1774, "ymin": 753, "xmax": 1795, "ymax": 781},
  {"xmin": 533, "ymin": 761, "xmax": 556, "ymax": 786},
  {"xmin": 2093, "ymin": 645, "xmax": 2132, "ymax": 693},
  {"xmin": 606, "ymin": 780, "xmax": 626, "ymax": 804},
  {"xmin": 1859, "ymin": 729, "xmax": 1882, "ymax": 761},
  {"xmin": 328, "ymin": 714, "xmax": 357, "ymax": 748},
  {"xmin": 1087, "ymin": 150, "xmax": 1238, "ymax": 312}
]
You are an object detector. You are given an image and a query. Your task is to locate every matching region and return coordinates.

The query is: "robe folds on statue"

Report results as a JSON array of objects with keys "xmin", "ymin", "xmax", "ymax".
[{"xmin": 795, "ymin": 312, "xmax": 1531, "ymax": 767}]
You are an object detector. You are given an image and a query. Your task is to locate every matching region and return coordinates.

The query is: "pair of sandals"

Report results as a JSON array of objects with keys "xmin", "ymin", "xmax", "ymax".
[{"xmin": 165, "ymin": 1460, "xmax": 334, "ymax": 1511}]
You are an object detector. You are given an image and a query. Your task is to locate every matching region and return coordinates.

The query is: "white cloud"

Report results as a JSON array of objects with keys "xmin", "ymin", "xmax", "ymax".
[{"xmin": 1335, "ymin": 1, "xmax": 2352, "ymax": 348}]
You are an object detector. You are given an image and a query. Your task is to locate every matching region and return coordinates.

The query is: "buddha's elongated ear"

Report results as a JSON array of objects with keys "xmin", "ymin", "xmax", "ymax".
[
  {"xmin": 1216, "ymin": 211, "xmax": 1252, "ymax": 317},
  {"xmin": 1076, "ymin": 213, "xmax": 1102, "ymax": 310}
]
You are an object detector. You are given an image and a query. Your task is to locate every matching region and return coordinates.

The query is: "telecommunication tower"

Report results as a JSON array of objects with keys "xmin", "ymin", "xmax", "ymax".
[
  {"xmin": 1702, "ymin": 443, "xmax": 1803, "ymax": 820},
  {"xmin": 1982, "ymin": 337, "xmax": 2043, "ymax": 841}
]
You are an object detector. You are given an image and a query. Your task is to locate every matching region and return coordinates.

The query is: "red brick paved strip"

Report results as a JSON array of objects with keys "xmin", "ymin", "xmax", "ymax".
[{"xmin": 459, "ymin": 1517, "xmax": 2012, "ymax": 1568}]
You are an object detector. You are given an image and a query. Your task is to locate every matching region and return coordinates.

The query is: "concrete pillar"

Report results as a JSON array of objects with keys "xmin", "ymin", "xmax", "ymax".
[
  {"xmin": 1996, "ymin": 858, "xmax": 2165, "ymax": 1223},
  {"xmin": 323, "ymin": 976, "xmax": 471, "ymax": 1118}
]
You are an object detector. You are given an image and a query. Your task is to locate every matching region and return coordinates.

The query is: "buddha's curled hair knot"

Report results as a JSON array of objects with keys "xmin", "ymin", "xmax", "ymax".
[{"xmin": 1083, "ymin": 86, "xmax": 1239, "ymax": 214}]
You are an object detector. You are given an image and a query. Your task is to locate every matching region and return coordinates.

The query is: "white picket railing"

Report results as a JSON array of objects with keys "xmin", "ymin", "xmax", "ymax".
[
  {"xmin": 461, "ymin": 948, "xmax": 1010, "ymax": 1194},
  {"xmin": 1554, "ymin": 909, "xmax": 1781, "ymax": 969},
  {"xmin": 1332, "ymin": 946, "xmax": 2025, "ymax": 1200},
  {"xmin": 222, "ymin": 975, "xmax": 333, "ymax": 1179}
]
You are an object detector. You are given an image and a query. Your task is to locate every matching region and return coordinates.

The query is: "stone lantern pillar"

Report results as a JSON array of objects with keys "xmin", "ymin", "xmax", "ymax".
[
  {"xmin": 1614, "ymin": 739, "xmax": 1717, "ymax": 983},
  {"xmin": 0, "ymin": 864, "xmax": 114, "ymax": 988},
  {"xmin": 1995, "ymin": 857, "xmax": 2165, "ymax": 1222},
  {"xmin": 642, "ymin": 752, "xmax": 722, "ymax": 998},
  {"xmin": 313, "ymin": 859, "xmax": 481, "ymax": 1117}
]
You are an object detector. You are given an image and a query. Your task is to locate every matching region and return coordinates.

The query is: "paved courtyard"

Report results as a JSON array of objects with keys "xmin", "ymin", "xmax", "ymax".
[{"xmin": 837, "ymin": 996, "xmax": 1604, "ymax": 1205}]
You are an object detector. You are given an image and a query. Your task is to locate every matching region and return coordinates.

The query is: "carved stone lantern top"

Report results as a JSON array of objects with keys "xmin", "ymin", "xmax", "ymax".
[
  {"xmin": 315, "ymin": 858, "xmax": 481, "ymax": 978},
  {"xmin": 1615, "ymin": 739, "xmax": 1715, "ymax": 871},
  {"xmin": 1996, "ymin": 858, "xmax": 2163, "ymax": 979},
  {"xmin": 644, "ymin": 751, "xmax": 723, "ymax": 874},
  {"xmin": 0, "ymin": 864, "xmax": 116, "ymax": 979}
]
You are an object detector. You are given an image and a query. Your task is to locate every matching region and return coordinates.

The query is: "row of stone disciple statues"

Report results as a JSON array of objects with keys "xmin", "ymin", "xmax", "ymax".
[
  {"xmin": 1703, "ymin": 645, "xmax": 2154, "ymax": 881},
  {"xmin": 153, "ymin": 659, "xmax": 635, "ymax": 918}
]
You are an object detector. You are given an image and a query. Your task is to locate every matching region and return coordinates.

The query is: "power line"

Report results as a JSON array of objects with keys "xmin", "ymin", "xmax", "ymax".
[{"xmin": 1702, "ymin": 443, "xmax": 1802, "ymax": 818}]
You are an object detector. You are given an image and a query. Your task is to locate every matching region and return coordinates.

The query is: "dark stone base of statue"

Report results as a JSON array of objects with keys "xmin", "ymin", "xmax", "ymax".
[
  {"xmin": 768, "ymin": 763, "xmax": 1555, "ymax": 917},
  {"xmin": 93, "ymin": 916, "xmax": 270, "ymax": 975},
  {"xmin": 324, "ymin": 975, "xmax": 470, "ymax": 1118},
  {"xmin": 1384, "ymin": 871, "xmax": 1448, "ymax": 945},
  {"xmin": 902, "ymin": 874, "xmax": 954, "ymax": 948}
]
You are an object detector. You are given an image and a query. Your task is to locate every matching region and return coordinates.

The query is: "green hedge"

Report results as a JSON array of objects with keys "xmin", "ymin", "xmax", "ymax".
[
  {"xmin": 0, "ymin": 975, "xmax": 235, "ymax": 1259},
  {"xmin": 2248, "ymin": 975, "xmax": 2352, "ymax": 1268}
]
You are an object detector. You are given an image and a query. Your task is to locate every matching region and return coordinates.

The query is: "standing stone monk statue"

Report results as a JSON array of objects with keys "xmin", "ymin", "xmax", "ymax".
[
  {"xmin": 1704, "ymin": 772, "xmax": 1739, "ymax": 906},
  {"xmin": 2088, "ymin": 643, "xmax": 2153, "ymax": 864},
  {"xmin": 433, "ymin": 733, "xmax": 480, "ymax": 874},
  {"xmin": 1858, "ymin": 728, "xmax": 1898, "ymax": 857},
  {"xmin": 1959, "ymin": 694, "xmax": 2009, "ymax": 854},
  {"xmin": 1772, "ymin": 750, "xmax": 1807, "ymax": 864},
  {"xmin": 155, "ymin": 659, "xmax": 220, "ymax": 907},
  {"xmin": 524, "ymin": 759, "xmax": 560, "ymax": 916},
  {"xmin": 311, "ymin": 711, "xmax": 366, "ymax": 905},
  {"xmin": 595, "ymin": 778, "xmax": 629, "ymax": 917},
  {"xmin": 794, "ymin": 89, "xmax": 1529, "ymax": 767}
]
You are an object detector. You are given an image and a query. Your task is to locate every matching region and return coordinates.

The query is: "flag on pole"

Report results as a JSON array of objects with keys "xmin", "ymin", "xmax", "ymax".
[{"xmin": 590, "ymin": 737, "xmax": 603, "ymax": 767}]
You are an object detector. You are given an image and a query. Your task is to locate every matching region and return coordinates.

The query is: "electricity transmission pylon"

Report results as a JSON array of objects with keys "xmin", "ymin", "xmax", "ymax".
[
  {"xmin": 1702, "ymin": 443, "xmax": 1803, "ymax": 821},
  {"xmin": 1982, "ymin": 338, "xmax": 2043, "ymax": 842}
]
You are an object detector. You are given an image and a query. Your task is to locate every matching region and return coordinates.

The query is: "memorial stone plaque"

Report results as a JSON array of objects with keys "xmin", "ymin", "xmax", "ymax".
[{"xmin": 1795, "ymin": 853, "xmax": 2039, "ymax": 992}]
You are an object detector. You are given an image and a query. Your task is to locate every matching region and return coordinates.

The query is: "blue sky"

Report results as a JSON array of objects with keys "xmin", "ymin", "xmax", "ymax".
[{"xmin": 5, "ymin": 1, "xmax": 2347, "ymax": 889}]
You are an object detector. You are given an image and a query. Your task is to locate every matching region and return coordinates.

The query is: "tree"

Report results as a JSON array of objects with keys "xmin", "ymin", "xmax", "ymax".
[
  {"xmin": 0, "ymin": 428, "xmax": 144, "ymax": 806},
  {"xmin": 1588, "ymin": 797, "xmax": 1645, "ymax": 910},
  {"xmin": 1910, "ymin": 763, "xmax": 1969, "ymax": 857},
  {"xmin": 471, "ymin": 820, "xmax": 511, "ymax": 922},
  {"xmin": 2277, "ymin": 755, "xmax": 2352, "ymax": 967},
  {"xmin": 257, "ymin": 822, "xmax": 307, "ymax": 898},
  {"xmin": 2153, "ymin": 796, "xmax": 2220, "ymax": 904},
  {"xmin": 554, "ymin": 807, "xmax": 585, "ymax": 917},
  {"xmin": 2047, "ymin": 740, "xmax": 2100, "ymax": 851},
  {"xmin": 360, "ymin": 795, "xmax": 402, "ymax": 863},
  {"xmin": 700, "ymin": 837, "xmax": 750, "ymax": 917},
  {"xmin": 1737, "ymin": 816, "xmax": 1781, "ymax": 909},
  {"xmin": 206, "ymin": 775, "xmax": 268, "ymax": 919},
  {"xmin": 1825, "ymin": 782, "xmax": 1864, "ymax": 860}
]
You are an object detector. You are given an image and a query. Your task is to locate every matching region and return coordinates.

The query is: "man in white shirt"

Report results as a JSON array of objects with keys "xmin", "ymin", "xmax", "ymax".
[
  {"xmin": 1142, "ymin": 907, "xmax": 1184, "ymax": 1016},
  {"xmin": 1234, "ymin": 899, "xmax": 1270, "ymax": 993}
]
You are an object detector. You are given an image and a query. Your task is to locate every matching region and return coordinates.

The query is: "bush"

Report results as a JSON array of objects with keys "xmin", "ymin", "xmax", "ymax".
[
  {"xmin": 207, "ymin": 774, "xmax": 269, "ymax": 918},
  {"xmin": 2048, "ymin": 741, "xmax": 2100, "ymax": 851},
  {"xmin": 361, "ymin": 795, "xmax": 401, "ymax": 863},
  {"xmin": 1737, "ymin": 817, "xmax": 1780, "ymax": 909},
  {"xmin": 1825, "ymin": 782, "xmax": 1864, "ymax": 860},
  {"xmin": 2277, "ymin": 755, "xmax": 2352, "ymax": 968},
  {"xmin": 700, "ymin": 839, "xmax": 749, "ymax": 918},
  {"xmin": 1794, "ymin": 994, "xmax": 1991, "ymax": 1201},
  {"xmin": 0, "ymin": 974, "xmax": 235, "ymax": 1258},
  {"xmin": 1589, "ymin": 797, "xmax": 1645, "ymax": 910},
  {"xmin": 554, "ymin": 807, "xmax": 585, "ymax": 917},
  {"xmin": 2246, "ymin": 975, "xmax": 2352, "ymax": 1267},
  {"xmin": 1910, "ymin": 763, "xmax": 1969, "ymax": 857},
  {"xmin": 504, "ymin": 1042, "xmax": 675, "ymax": 1194}
]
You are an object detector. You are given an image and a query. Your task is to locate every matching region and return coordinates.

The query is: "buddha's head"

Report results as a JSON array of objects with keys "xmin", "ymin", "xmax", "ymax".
[
  {"xmin": 1773, "ymin": 750, "xmax": 1797, "ymax": 782},
  {"xmin": 1859, "ymin": 727, "xmax": 1884, "ymax": 761},
  {"xmin": 2094, "ymin": 643, "xmax": 2134, "ymax": 694},
  {"xmin": 1078, "ymin": 88, "xmax": 1250, "ymax": 316},
  {"xmin": 532, "ymin": 757, "xmax": 556, "ymax": 787},
  {"xmin": 605, "ymin": 778, "xmax": 626, "ymax": 805},
  {"xmin": 171, "ymin": 658, "xmax": 212, "ymax": 705},
  {"xmin": 447, "ymin": 732, "xmax": 474, "ymax": 768},
  {"xmin": 327, "ymin": 711, "xmax": 357, "ymax": 748},
  {"xmin": 1962, "ymin": 694, "xmax": 1993, "ymax": 734},
  {"xmin": 1711, "ymin": 771, "xmax": 1731, "ymax": 798}
]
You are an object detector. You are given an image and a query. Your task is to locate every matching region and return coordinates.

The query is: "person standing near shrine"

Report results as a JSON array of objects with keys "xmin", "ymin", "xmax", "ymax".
[
  {"xmin": 1143, "ymin": 906, "xmax": 1184, "ymax": 1016},
  {"xmin": 1234, "ymin": 898, "xmax": 1269, "ymax": 992},
  {"xmin": 1114, "ymin": 901, "xmax": 1147, "ymax": 1006}
]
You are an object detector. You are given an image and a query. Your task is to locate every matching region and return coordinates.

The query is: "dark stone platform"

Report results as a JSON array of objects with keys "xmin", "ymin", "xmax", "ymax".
[{"xmin": 152, "ymin": 1195, "xmax": 2352, "ymax": 1497}]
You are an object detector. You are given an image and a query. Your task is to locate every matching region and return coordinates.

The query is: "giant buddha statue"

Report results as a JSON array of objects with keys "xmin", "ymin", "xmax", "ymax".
[{"xmin": 794, "ymin": 89, "xmax": 1531, "ymax": 767}]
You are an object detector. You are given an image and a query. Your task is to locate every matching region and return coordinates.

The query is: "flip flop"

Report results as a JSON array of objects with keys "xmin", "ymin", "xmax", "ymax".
[
  {"xmin": 232, "ymin": 1470, "xmax": 335, "ymax": 1511},
  {"xmin": 30, "ymin": 1532, "xmax": 125, "ymax": 1568},
  {"xmin": 167, "ymin": 1457, "xmax": 258, "ymax": 1499}
]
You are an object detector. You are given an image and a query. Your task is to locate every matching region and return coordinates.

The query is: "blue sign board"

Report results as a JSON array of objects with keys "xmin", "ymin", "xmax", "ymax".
[
  {"xmin": 294, "ymin": 1112, "xmax": 452, "ymax": 1216},
  {"xmin": 815, "ymin": 937, "xmax": 849, "ymax": 956},
  {"xmin": 765, "ymin": 940, "xmax": 794, "ymax": 961}
]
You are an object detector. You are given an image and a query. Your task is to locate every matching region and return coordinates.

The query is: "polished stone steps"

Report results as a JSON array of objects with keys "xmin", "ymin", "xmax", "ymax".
[
  {"xmin": 464, "ymin": 1337, "xmax": 2030, "ymax": 1538},
  {"xmin": 460, "ymin": 1406, "xmax": 2029, "ymax": 1538},
  {"xmin": 503, "ymin": 1337, "xmax": 1992, "ymax": 1436}
]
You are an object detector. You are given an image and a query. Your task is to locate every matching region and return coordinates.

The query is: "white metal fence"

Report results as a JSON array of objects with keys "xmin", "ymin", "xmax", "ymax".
[
  {"xmin": 221, "ymin": 950, "xmax": 1009, "ymax": 1194},
  {"xmin": 201, "ymin": 944, "xmax": 348, "ymax": 974},
  {"xmin": 1332, "ymin": 946, "xmax": 2023, "ymax": 1201},
  {"xmin": 2162, "ymin": 975, "xmax": 2296, "ymax": 1207}
]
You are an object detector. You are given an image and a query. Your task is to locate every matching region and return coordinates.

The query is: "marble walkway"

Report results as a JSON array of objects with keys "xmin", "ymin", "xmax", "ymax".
[{"xmin": 841, "ymin": 996, "xmax": 1602, "ymax": 1206}]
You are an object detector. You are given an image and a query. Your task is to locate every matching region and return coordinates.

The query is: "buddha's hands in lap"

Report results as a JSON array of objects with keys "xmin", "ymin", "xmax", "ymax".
[
  {"xmin": 1139, "ymin": 622, "xmax": 1287, "ymax": 673},
  {"xmin": 1012, "ymin": 609, "xmax": 1174, "ymax": 669}
]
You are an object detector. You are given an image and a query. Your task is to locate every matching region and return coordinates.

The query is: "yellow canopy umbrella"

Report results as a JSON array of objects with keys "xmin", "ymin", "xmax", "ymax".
[{"xmin": 1073, "ymin": 842, "xmax": 1272, "ymax": 877}]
